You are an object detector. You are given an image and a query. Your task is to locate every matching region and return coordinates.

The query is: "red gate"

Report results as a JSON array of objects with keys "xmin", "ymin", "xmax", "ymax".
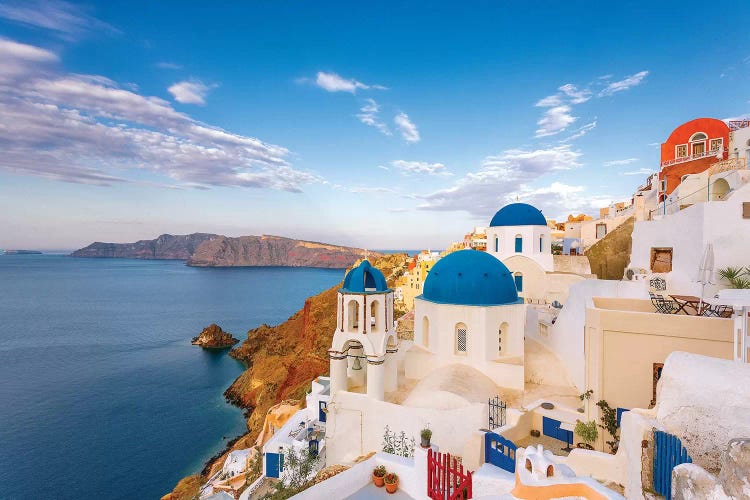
[{"xmin": 427, "ymin": 448, "xmax": 472, "ymax": 499}]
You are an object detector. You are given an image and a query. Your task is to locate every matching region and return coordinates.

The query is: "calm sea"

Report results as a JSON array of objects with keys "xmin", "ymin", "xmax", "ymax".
[{"xmin": 0, "ymin": 255, "xmax": 343, "ymax": 500}]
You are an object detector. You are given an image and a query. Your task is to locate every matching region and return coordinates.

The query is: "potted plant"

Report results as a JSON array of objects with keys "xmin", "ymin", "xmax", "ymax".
[
  {"xmin": 574, "ymin": 420, "xmax": 598, "ymax": 450},
  {"xmin": 372, "ymin": 465, "xmax": 386, "ymax": 487},
  {"xmin": 384, "ymin": 472, "xmax": 399, "ymax": 494},
  {"xmin": 420, "ymin": 427, "xmax": 432, "ymax": 448}
]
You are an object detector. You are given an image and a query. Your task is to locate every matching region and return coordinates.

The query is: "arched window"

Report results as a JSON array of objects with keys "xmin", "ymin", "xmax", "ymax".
[
  {"xmin": 455, "ymin": 323, "xmax": 467, "ymax": 354},
  {"xmin": 498, "ymin": 322, "xmax": 508, "ymax": 354},
  {"xmin": 514, "ymin": 272, "xmax": 523, "ymax": 293},
  {"xmin": 689, "ymin": 132, "xmax": 707, "ymax": 142},
  {"xmin": 515, "ymin": 234, "xmax": 523, "ymax": 253},
  {"xmin": 422, "ymin": 316, "xmax": 430, "ymax": 348},
  {"xmin": 347, "ymin": 299, "xmax": 359, "ymax": 331},
  {"xmin": 370, "ymin": 300, "xmax": 381, "ymax": 333}
]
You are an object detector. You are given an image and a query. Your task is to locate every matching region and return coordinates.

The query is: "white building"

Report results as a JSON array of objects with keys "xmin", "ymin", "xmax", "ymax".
[
  {"xmin": 407, "ymin": 249, "xmax": 527, "ymax": 390},
  {"xmin": 486, "ymin": 203, "xmax": 554, "ymax": 272}
]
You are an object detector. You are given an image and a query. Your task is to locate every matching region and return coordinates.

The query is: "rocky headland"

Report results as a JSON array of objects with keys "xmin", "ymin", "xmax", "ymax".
[
  {"xmin": 162, "ymin": 254, "xmax": 410, "ymax": 499},
  {"xmin": 191, "ymin": 324, "xmax": 239, "ymax": 349},
  {"xmin": 71, "ymin": 233, "xmax": 218, "ymax": 260},
  {"xmin": 71, "ymin": 233, "xmax": 380, "ymax": 269}
]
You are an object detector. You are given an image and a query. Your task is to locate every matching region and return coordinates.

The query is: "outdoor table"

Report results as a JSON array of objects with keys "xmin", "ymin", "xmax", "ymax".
[{"xmin": 669, "ymin": 295, "xmax": 706, "ymax": 315}]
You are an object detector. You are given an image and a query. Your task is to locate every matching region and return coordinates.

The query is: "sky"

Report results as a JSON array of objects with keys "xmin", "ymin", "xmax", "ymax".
[{"xmin": 1, "ymin": 1, "xmax": 749, "ymax": 251}]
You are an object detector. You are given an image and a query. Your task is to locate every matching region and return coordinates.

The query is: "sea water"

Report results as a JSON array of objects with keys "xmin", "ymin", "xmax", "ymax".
[{"xmin": 0, "ymin": 255, "xmax": 342, "ymax": 499}]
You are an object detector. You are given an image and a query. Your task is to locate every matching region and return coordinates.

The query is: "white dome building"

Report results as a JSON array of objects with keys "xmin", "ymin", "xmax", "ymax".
[{"xmin": 405, "ymin": 250, "xmax": 527, "ymax": 390}]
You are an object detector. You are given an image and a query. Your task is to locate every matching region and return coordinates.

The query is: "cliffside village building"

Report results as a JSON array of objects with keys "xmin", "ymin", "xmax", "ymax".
[{"xmin": 202, "ymin": 117, "xmax": 750, "ymax": 500}]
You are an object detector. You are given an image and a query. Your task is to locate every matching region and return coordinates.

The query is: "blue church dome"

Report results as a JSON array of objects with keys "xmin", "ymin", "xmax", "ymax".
[
  {"xmin": 489, "ymin": 203, "xmax": 547, "ymax": 227},
  {"xmin": 341, "ymin": 260, "xmax": 389, "ymax": 293},
  {"xmin": 422, "ymin": 250, "xmax": 519, "ymax": 306}
]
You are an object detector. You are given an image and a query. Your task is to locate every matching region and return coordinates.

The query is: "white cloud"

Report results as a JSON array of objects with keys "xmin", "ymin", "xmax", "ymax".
[
  {"xmin": 561, "ymin": 120, "xmax": 597, "ymax": 142},
  {"xmin": 394, "ymin": 112, "xmax": 420, "ymax": 143},
  {"xmin": 0, "ymin": 0, "xmax": 118, "ymax": 39},
  {"xmin": 535, "ymin": 94, "xmax": 563, "ymax": 107},
  {"xmin": 535, "ymin": 105, "xmax": 577, "ymax": 137},
  {"xmin": 168, "ymin": 80, "xmax": 216, "ymax": 105},
  {"xmin": 558, "ymin": 84, "xmax": 591, "ymax": 104},
  {"xmin": 598, "ymin": 70, "xmax": 649, "ymax": 97},
  {"xmin": 417, "ymin": 145, "xmax": 582, "ymax": 216},
  {"xmin": 312, "ymin": 71, "xmax": 385, "ymax": 93},
  {"xmin": 623, "ymin": 168, "xmax": 655, "ymax": 176},
  {"xmin": 391, "ymin": 160, "xmax": 450, "ymax": 176},
  {"xmin": 356, "ymin": 98, "xmax": 391, "ymax": 136},
  {"xmin": 155, "ymin": 61, "xmax": 182, "ymax": 70},
  {"xmin": 0, "ymin": 38, "xmax": 319, "ymax": 191},
  {"xmin": 603, "ymin": 158, "xmax": 639, "ymax": 166}
]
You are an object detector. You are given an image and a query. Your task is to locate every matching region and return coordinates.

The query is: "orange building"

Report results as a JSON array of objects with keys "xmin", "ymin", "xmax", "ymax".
[{"xmin": 658, "ymin": 118, "xmax": 729, "ymax": 198}]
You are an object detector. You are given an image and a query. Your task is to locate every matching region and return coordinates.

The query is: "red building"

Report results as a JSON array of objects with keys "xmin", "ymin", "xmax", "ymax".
[{"xmin": 658, "ymin": 118, "xmax": 729, "ymax": 198}]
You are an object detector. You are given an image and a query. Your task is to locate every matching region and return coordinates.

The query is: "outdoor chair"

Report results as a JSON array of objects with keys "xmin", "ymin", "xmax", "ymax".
[
  {"xmin": 701, "ymin": 304, "xmax": 734, "ymax": 318},
  {"xmin": 649, "ymin": 292, "xmax": 678, "ymax": 314}
]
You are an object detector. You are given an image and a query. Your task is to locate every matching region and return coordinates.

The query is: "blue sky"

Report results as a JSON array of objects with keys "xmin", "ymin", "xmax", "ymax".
[{"xmin": 1, "ymin": 1, "xmax": 748, "ymax": 250}]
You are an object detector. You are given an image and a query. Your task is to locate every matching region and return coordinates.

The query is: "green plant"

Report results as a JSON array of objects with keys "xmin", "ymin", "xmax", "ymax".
[
  {"xmin": 718, "ymin": 267, "xmax": 750, "ymax": 289},
  {"xmin": 575, "ymin": 420, "xmax": 598, "ymax": 444},
  {"xmin": 596, "ymin": 400, "xmax": 620, "ymax": 453},
  {"xmin": 384, "ymin": 472, "xmax": 398, "ymax": 485},
  {"xmin": 579, "ymin": 389, "xmax": 593, "ymax": 401},
  {"xmin": 382, "ymin": 426, "xmax": 416, "ymax": 458},
  {"xmin": 373, "ymin": 465, "xmax": 386, "ymax": 478},
  {"xmin": 245, "ymin": 449, "xmax": 263, "ymax": 484},
  {"xmin": 420, "ymin": 428, "xmax": 432, "ymax": 441}
]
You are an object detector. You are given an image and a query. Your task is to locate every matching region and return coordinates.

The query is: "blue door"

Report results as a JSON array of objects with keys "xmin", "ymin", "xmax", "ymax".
[
  {"xmin": 542, "ymin": 417, "xmax": 573, "ymax": 446},
  {"xmin": 265, "ymin": 452, "xmax": 279, "ymax": 478},
  {"xmin": 514, "ymin": 274, "xmax": 523, "ymax": 293},
  {"xmin": 319, "ymin": 401, "xmax": 327, "ymax": 422},
  {"xmin": 485, "ymin": 432, "xmax": 516, "ymax": 473}
]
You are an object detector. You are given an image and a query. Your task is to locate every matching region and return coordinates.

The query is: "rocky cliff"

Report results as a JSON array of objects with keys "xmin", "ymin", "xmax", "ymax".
[
  {"xmin": 187, "ymin": 235, "xmax": 380, "ymax": 268},
  {"xmin": 585, "ymin": 217, "xmax": 635, "ymax": 280},
  {"xmin": 191, "ymin": 324, "xmax": 239, "ymax": 349},
  {"xmin": 163, "ymin": 253, "xmax": 410, "ymax": 499},
  {"xmin": 71, "ymin": 233, "xmax": 218, "ymax": 260},
  {"xmin": 71, "ymin": 233, "xmax": 378, "ymax": 269}
]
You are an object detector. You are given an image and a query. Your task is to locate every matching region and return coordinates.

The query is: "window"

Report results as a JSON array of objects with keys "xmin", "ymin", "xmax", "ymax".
[
  {"xmin": 514, "ymin": 235, "xmax": 523, "ymax": 253},
  {"xmin": 675, "ymin": 144, "xmax": 688, "ymax": 158},
  {"xmin": 660, "ymin": 178, "xmax": 667, "ymax": 192},
  {"xmin": 498, "ymin": 322, "xmax": 508, "ymax": 354},
  {"xmin": 689, "ymin": 132, "xmax": 707, "ymax": 142},
  {"xmin": 596, "ymin": 223, "xmax": 607, "ymax": 239},
  {"xmin": 650, "ymin": 247, "xmax": 673, "ymax": 273},
  {"xmin": 692, "ymin": 141, "xmax": 705, "ymax": 155},
  {"xmin": 495, "ymin": 237, "xmax": 499, "ymax": 252},
  {"xmin": 514, "ymin": 272, "xmax": 523, "ymax": 293},
  {"xmin": 455, "ymin": 323, "xmax": 467, "ymax": 354},
  {"xmin": 539, "ymin": 236, "xmax": 543, "ymax": 253},
  {"xmin": 690, "ymin": 132, "xmax": 706, "ymax": 155},
  {"xmin": 347, "ymin": 300, "xmax": 359, "ymax": 330},
  {"xmin": 709, "ymin": 138, "xmax": 723, "ymax": 151}
]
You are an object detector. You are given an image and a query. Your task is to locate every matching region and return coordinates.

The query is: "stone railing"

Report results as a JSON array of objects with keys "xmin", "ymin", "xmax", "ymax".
[{"xmin": 660, "ymin": 148, "xmax": 723, "ymax": 168}]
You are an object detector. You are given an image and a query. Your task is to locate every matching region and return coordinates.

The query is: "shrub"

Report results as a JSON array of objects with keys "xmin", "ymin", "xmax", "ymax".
[
  {"xmin": 382, "ymin": 426, "xmax": 416, "ymax": 458},
  {"xmin": 596, "ymin": 400, "xmax": 620, "ymax": 453},
  {"xmin": 575, "ymin": 420, "xmax": 598, "ymax": 444}
]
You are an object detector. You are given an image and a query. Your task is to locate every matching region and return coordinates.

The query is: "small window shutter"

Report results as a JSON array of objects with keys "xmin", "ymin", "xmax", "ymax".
[{"xmin": 743, "ymin": 202, "xmax": 750, "ymax": 219}]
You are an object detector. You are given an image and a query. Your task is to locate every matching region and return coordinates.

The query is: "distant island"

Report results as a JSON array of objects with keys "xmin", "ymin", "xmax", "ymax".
[
  {"xmin": 2, "ymin": 250, "xmax": 43, "ymax": 255},
  {"xmin": 71, "ymin": 233, "xmax": 381, "ymax": 269}
]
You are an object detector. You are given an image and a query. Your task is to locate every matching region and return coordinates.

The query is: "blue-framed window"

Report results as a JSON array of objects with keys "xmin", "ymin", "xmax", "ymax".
[
  {"xmin": 514, "ymin": 236, "xmax": 522, "ymax": 253},
  {"xmin": 514, "ymin": 273, "xmax": 523, "ymax": 292}
]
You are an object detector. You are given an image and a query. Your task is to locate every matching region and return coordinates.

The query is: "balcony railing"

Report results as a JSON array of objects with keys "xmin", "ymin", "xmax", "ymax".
[{"xmin": 660, "ymin": 148, "xmax": 723, "ymax": 168}]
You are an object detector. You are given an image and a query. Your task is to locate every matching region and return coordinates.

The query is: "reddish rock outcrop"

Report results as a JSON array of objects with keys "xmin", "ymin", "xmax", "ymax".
[{"xmin": 191, "ymin": 324, "xmax": 239, "ymax": 349}]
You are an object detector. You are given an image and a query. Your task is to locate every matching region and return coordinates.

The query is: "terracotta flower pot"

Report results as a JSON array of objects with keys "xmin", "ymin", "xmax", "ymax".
[
  {"xmin": 372, "ymin": 472, "xmax": 385, "ymax": 487},
  {"xmin": 421, "ymin": 436, "xmax": 431, "ymax": 448},
  {"xmin": 385, "ymin": 479, "xmax": 399, "ymax": 494}
]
